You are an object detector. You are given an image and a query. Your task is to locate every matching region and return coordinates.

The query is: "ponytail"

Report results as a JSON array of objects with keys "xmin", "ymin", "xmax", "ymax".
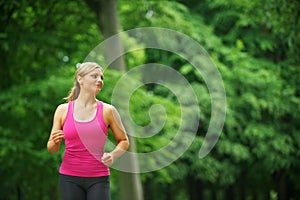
[{"xmin": 65, "ymin": 81, "xmax": 80, "ymax": 102}]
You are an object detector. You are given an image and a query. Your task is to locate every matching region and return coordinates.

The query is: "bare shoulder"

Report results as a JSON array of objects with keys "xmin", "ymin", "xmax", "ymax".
[
  {"xmin": 102, "ymin": 102, "xmax": 113, "ymax": 126},
  {"xmin": 54, "ymin": 103, "xmax": 68, "ymax": 123},
  {"xmin": 102, "ymin": 102, "xmax": 122, "ymax": 125},
  {"xmin": 102, "ymin": 102, "xmax": 114, "ymax": 115},
  {"xmin": 51, "ymin": 103, "xmax": 68, "ymax": 130},
  {"xmin": 56, "ymin": 103, "xmax": 68, "ymax": 114}
]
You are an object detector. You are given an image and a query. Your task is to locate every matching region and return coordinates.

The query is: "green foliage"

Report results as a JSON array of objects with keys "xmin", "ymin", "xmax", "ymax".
[
  {"xmin": 118, "ymin": 1, "xmax": 300, "ymax": 199},
  {"xmin": 184, "ymin": 0, "xmax": 300, "ymax": 63},
  {"xmin": 0, "ymin": 71, "xmax": 72, "ymax": 199},
  {"xmin": 0, "ymin": 0, "xmax": 101, "ymax": 90}
]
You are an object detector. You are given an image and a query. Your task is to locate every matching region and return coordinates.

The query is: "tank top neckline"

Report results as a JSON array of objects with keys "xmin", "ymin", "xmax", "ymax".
[{"xmin": 72, "ymin": 100, "xmax": 99, "ymax": 123}]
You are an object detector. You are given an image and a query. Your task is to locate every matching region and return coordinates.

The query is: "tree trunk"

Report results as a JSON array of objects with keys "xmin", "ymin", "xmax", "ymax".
[
  {"xmin": 274, "ymin": 171, "xmax": 287, "ymax": 200},
  {"xmin": 187, "ymin": 176, "xmax": 203, "ymax": 200},
  {"xmin": 84, "ymin": 1, "xmax": 143, "ymax": 199},
  {"xmin": 85, "ymin": 0, "xmax": 125, "ymax": 71},
  {"xmin": 225, "ymin": 186, "xmax": 234, "ymax": 200},
  {"xmin": 118, "ymin": 135, "xmax": 144, "ymax": 200},
  {"xmin": 98, "ymin": 0, "xmax": 125, "ymax": 71}
]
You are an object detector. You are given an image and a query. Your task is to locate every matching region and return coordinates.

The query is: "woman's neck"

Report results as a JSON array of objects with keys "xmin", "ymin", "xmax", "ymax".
[
  {"xmin": 76, "ymin": 93, "xmax": 97, "ymax": 108},
  {"xmin": 73, "ymin": 94, "xmax": 97, "ymax": 122}
]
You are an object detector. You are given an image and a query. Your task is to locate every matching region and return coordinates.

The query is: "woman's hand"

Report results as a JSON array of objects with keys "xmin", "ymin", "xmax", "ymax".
[
  {"xmin": 47, "ymin": 104, "xmax": 67, "ymax": 154},
  {"xmin": 101, "ymin": 152, "xmax": 114, "ymax": 167},
  {"xmin": 47, "ymin": 130, "xmax": 64, "ymax": 153},
  {"xmin": 49, "ymin": 130, "xmax": 64, "ymax": 144}
]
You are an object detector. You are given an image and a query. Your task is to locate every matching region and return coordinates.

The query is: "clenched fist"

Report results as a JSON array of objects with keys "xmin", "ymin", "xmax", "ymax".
[
  {"xmin": 101, "ymin": 152, "xmax": 114, "ymax": 167},
  {"xmin": 49, "ymin": 130, "xmax": 64, "ymax": 144}
]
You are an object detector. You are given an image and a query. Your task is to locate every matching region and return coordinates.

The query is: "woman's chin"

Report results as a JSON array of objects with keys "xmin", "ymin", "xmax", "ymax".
[{"xmin": 95, "ymin": 88, "xmax": 101, "ymax": 94}]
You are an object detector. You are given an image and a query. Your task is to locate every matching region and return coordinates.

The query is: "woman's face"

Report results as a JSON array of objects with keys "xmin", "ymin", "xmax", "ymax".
[{"xmin": 79, "ymin": 68, "xmax": 104, "ymax": 94}]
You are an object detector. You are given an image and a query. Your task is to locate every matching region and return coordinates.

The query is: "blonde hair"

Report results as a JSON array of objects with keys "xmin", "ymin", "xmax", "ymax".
[{"xmin": 65, "ymin": 62, "xmax": 103, "ymax": 102}]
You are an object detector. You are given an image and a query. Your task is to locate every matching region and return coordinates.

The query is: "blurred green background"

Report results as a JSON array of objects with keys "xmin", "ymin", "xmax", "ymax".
[{"xmin": 1, "ymin": 0, "xmax": 299, "ymax": 199}]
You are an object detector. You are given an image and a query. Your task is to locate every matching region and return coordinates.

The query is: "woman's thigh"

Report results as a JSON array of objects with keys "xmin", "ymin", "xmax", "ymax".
[
  {"xmin": 59, "ymin": 174, "xmax": 85, "ymax": 200},
  {"xmin": 86, "ymin": 176, "xmax": 110, "ymax": 200}
]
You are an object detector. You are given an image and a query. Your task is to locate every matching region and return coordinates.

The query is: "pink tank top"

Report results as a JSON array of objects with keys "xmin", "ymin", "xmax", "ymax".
[{"xmin": 60, "ymin": 100, "xmax": 109, "ymax": 177}]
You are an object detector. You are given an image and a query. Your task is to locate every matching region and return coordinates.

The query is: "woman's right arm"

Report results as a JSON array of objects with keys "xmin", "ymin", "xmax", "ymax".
[{"xmin": 47, "ymin": 104, "xmax": 67, "ymax": 154}]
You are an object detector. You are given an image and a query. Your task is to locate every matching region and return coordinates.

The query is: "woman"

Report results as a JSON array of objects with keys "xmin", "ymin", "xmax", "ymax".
[{"xmin": 47, "ymin": 62, "xmax": 129, "ymax": 200}]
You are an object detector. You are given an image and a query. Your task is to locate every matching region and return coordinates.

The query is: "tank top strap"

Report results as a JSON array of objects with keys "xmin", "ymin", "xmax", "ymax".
[
  {"xmin": 62, "ymin": 101, "xmax": 74, "ymax": 130},
  {"xmin": 65, "ymin": 101, "xmax": 74, "ymax": 121},
  {"xmin": 69, "ymin": 101, "xmax": 74, "ymax": 114},
  {"xmin": 96, "ymin": 100, "xmax": 108, "ymax": 134}
]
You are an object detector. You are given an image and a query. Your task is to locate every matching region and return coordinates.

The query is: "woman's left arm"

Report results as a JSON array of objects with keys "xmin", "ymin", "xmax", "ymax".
[{"xmin": 102, "ymin": 105, "xmax": 129, "ymax": 166}]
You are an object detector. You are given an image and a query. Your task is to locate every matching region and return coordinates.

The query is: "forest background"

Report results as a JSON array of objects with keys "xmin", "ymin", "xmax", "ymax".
[{"xmin": 0, "ymin": 0, "xmax": 299, "ymax": 200}]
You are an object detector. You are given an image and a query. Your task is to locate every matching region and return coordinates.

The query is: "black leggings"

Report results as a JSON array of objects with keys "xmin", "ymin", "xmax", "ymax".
[{"xmin": 59, "ymin": 174, "xmax": 110, "ymax": 200}]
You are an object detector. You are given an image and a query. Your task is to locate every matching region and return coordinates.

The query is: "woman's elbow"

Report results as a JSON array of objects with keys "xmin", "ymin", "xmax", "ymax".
[{"xmin": 120, "ymin": 138, "xmax": 129, "ymax": 151}]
